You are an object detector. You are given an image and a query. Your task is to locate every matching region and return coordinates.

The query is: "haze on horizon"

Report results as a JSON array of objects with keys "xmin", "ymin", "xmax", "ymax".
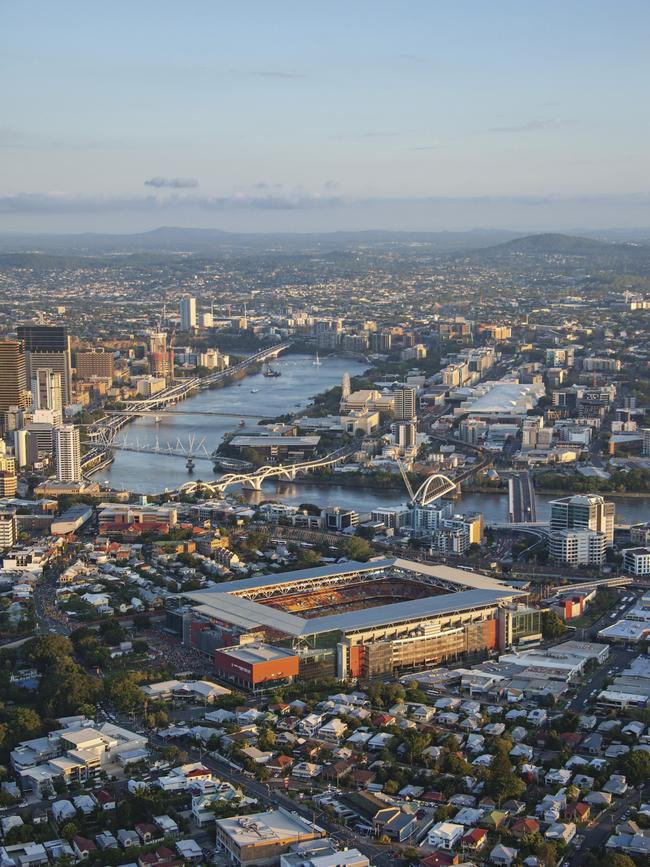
[{"xmin": 2, "ymin": 0, "xmax": 650, "ymax": 234}]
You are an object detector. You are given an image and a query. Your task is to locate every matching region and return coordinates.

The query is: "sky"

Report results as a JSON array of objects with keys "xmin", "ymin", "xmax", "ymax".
[{"xmin": 2, "ymin": 0, "xmax": 650, "ymax": 233}]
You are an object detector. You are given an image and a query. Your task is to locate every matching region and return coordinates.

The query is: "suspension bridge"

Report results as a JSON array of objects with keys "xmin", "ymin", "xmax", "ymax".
[{"xmin": 98, "ymin": 433, "xmax": 213, "ymax": 470}]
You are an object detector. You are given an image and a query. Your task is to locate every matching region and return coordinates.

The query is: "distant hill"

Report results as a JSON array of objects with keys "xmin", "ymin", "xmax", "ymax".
[
  {"xmin": 462, "ymin": 231, "xmax": 650, "ymax": 264},
  {"xmin": 0, "ymin": 226, "xmax": 523, "ymax": 257},
  {"xmin": 491, "ymin": 232, "xmax": 625, "ymax": 255}
]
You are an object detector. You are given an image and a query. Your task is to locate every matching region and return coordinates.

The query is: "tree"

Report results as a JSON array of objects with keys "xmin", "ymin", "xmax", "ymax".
[
  {"xmin": 620, "ymin": 748, "xmax": 650, "ymax": 785},
  {"xmin": 607, "ymin": 855, "xmax": 636, "ymax": 867},
  {"xmin": 557, "ymin": 710, "xmax": 579, "ymax": 732},
  {"xmin": 105, "ymin": 673, "xmax": 145, "ymax": 712},
  {"xmin": 39, "ymin": 657, "xmax": 101, "ymax": 716},
  {"xmin": 258, "ymin": 727, "xmax": 277, "ymax": 751},
  {"xmin": 99, "ymin": 618, "xmax": 125, "ymax": 646},
  {"xmin": 295, "ymin": 549, "xmax": 322, "ymax": 569},
  {"xmin": 485, "ymin": 741, "xmax": 525, "ymax": 804},
  {"xmin": 60, "ymin": 821, "xmax": 79, "ymax": 841},
  {"xmin": 24, "ymin": 634, "xmax": 73, "ymax": 669},
  {"xmin": 402, "ymin": 731, "xmax": 431, "ymax": 764},
  {"xmin": 341, "ymin": 536, "xmax": 373, "ymax": 562},
  {"xmin": 536, "ymin": 841, "xmax": 558, "ymax": 867},
  {"xmin": 542, "ymin": 610, "xmax": 567, "ymax": 641},
  {"xmin": 7, "ymin": 707, "xmax": 42, "ymax": 742}
]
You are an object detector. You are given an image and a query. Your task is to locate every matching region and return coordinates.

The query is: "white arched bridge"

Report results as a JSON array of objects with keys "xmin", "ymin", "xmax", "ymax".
[
  {"xmin": 410, "ymin": 473, "xmax": 458, "ymax": 505},
  {"xmin": 395, "ymin": 457, "xmax": 457, "ymax": 506},
  {"xmin": 162, "ymin": 452, "xmax": 458, "ymax": 503},
  {"xmin": 171, "ymin": 446, "xmax": 355, "ymax": 497}
]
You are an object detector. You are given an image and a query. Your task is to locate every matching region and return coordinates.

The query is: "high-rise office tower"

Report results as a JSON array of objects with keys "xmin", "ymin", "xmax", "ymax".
[
  {"xmin": 55, "ymin": 425, "xmax": 81, "ymax": 482},
  {"xmin": 32, "ymin": 368, "xmax": 63, "ymax": 417},
  {"xmin": 17, "ymin": 325, "xmax": 72, "ymax": 405},
  {"xmin": 0, "ymin": 340, "xmax": 30, "ymax": 412},
  {"xmin": 393, "ymin": 386, "xmax": 417, "ymax": 421},
  {"xmin": 549, "ymin": 494, "xmax": 615, "ymax": 547},
  {"xmin": 75, "ymin": 350, "xmax": 115, "ymax": 379},
  {"xmin": 179, "ymin": 296, "xmax": 197, "ymax": 331}
]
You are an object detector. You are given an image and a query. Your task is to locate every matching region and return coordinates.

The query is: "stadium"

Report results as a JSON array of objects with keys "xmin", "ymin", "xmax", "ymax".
[{"xmin": 170, "ymin": 558, "xmax": 537, "ymax": 685}]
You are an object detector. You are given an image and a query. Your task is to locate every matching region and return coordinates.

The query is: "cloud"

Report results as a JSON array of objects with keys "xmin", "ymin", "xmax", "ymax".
[
  {"xmin": 0, "ymin": 127, "xmax": 32, "ymax": 148},
  {"xmin": 488, "ymin": 118, "xmax": 568, "ymax": 133},
  {"xmin": 144, "ymin": 176, "xmax": 199, "ymax": 189},
  {"xmin": 2, "ymin": 191, "xmax": 650, "ymax": 224},
  {"xmin": 0, "ymin": 191, "xmax": 343, "ymax": 215},
  {"xmin": 357, "ymin": 131, "xmax": 403, "ymax": 139},
  {"xmin": 251, "ymin": 69, "xmax": 308, "ymax": 79}
]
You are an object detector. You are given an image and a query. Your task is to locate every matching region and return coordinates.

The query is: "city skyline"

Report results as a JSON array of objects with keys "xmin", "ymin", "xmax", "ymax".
[{"xmin": 2, "ymin": 0, "xmax": 650, "ymax": 232}]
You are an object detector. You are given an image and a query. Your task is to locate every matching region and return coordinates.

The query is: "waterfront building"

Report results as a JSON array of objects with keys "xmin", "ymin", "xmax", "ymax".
[
  {"xmin": 549, "ymin": 528, "xmax": 606, "ymax": 566},
  {"xmin": 55, "ymin": 425, "xmax": 81, "ymax": 483},
  {"xmin": 549, "ymin": 494, "xmax": 615, "ymax": 546}
]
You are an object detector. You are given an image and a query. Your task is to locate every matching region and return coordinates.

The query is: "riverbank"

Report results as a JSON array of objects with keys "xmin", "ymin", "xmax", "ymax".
[{"xmin": 294, "ymin": 472, "xmax": 408, "ymax": 494}]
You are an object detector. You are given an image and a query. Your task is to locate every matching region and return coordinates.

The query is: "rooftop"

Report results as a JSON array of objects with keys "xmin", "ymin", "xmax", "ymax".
[
  {"xmin": 217, "ymin": 808, "xmax": 324, "ymax": 846},
  {"xmin": 217, "ymin": 643, "xmax": 297, "ymax": 664},
  {"xmin": 183, "ymin": 558, "xmax": 521, "ymax": 637}
]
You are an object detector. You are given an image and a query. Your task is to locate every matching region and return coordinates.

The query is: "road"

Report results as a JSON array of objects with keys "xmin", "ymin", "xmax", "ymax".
[
  {"xmin": 566, "ymin": 646, "xmax": 637, "ymax": 713},
  {"xmin": 507, "ymin": 471, "xmax": 537, "ymax": 523},
  {"xmin": 568, "ymin": 791, "xmax": 637, "ymax": 867},
  {"xmin": 32, "ymin": 558, "xmax": 72, "ymax": 637}
]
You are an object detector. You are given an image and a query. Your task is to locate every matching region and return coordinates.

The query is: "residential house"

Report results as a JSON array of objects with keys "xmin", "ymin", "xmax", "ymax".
[
  {"xmin": 545, "ymin": 822, "xmax": 576, "ymax": 845},
  {"xmin": 291, "ymin": 762, "xmax": 322, "ymax": 781},
  {"xmin": 565, "ymin": 803, "xmax": 590, "ymax": 824},
  {"xmin": 462, "ymin": 828, "xmax": 488, "ymax": 852},
  {"xmin": 510, "ymin": 818, "xmax": 540, "ymax": 840},
  {"xmin": 135, "ymin": 822, "xmax": 163, "ymax": 845},
  {"xmin": 490, "ymin": 844, "xmax": 518, "ymax": 866},
  {"xmin": 428, "ymin": 822, "xmax": 464, "ymax": 851},
  {"xmin": 603, "ymin": 775, "xmax": 628, "ymax": 796},
  {"xmin": 318, "ymin": 718, "xmax": 348, "ymax": 744},
  {"xmin": 72, "ymin": 836, "xmax": 97, "ymax": 860}
]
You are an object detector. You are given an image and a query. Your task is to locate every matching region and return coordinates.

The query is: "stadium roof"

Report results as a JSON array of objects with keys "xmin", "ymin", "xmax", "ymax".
[
  {"xmin": 205, "ymin": 559, "xmax": 397, "ymax": 595},
  {"xmin": 197, "ymin": 558, "xmax": 510, "ymax": 596},
  {"xmin": 183, "ymin": 559, "xmax": 522, "ymax": 638}
]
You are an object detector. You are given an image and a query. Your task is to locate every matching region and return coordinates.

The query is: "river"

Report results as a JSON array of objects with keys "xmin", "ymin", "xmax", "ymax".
[
  {"xmin": 96, "ymin": 354, "xmax": 368, "ymax": 493},
  {"xmin": 96, "ymin": 354, "xmax": 650, "ymax": 524}
]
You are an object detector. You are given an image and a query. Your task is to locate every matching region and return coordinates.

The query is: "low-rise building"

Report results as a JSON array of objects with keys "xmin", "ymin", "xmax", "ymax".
[{"xmin": 215, "ymin": 808, "xmax": 325, "ymax": 867}]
